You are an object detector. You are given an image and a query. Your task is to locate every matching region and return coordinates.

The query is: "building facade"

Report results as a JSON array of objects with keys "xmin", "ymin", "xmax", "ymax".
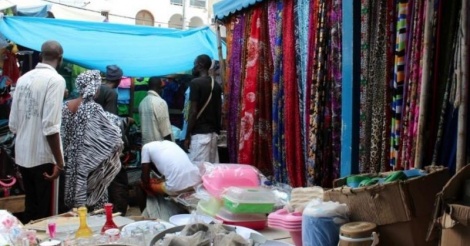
[{"xmin": 78, "ymin": 0, "xmax": 215, "ymax": 29}]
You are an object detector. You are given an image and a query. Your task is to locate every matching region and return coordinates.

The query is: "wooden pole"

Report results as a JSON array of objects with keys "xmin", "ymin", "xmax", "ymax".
[
  {"xmin": 216, "ymin": 21, "xmax": 226, "ymax": 86},
  {"xmin": 414, "ymin": 0, "xmax": 434, "ymax": 169},
  {"xmin": 457, "ymin": 0, "xmax": 469, "ymax": 171}
]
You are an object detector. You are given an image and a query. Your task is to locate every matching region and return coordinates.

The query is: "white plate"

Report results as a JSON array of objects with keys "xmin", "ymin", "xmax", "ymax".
[
  {"xmin": 262, "ymin": 240, "xmax": 294, "ymax": 246},
  {"xmin": 121, "ymin": 221, "xmax": 174, "ymax": 236},
  {"xmin": 169, "ymin": 214, "xmax": 214, "ymax": 226}
]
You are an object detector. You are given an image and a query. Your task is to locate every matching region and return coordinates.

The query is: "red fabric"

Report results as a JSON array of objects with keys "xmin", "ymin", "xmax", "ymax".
[
  {"xmin": 283, "ymin": 0, "xmax": 305, "ymax": 187},
  {"xmin": 238, "ymin": 9, "xmax": 262, "ymax": 165},
  {"xmin": 3, "ymin": 50, "xmax": 19, "ymax": 83},
  {"xmin": 253, "ymin": 5, "xmax": 274, "ymax": 176}
]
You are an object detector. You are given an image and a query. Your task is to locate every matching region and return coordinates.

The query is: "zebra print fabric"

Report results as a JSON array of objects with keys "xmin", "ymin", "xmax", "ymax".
[{"xmin": 62, "ymin": 70, "xmax": 123, "ymax": 210}]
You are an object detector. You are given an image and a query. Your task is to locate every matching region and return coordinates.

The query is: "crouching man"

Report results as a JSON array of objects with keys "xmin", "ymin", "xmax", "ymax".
[{"xmin": 141, "ymin": 140, "xmax": 201, "ymax": 196}]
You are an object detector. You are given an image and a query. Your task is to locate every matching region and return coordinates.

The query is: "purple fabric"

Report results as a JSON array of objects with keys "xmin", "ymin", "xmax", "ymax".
[{"xmin": 227, "ymin": 15, "xmax": 245, "ymax": 163}]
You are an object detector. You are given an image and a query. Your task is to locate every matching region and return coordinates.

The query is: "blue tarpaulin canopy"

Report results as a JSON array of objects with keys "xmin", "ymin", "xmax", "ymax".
[
  {"xmin": 213, "ymin": 0, "xmax": 264, "ymax": 19},
  {"xmin": 0, "ymin": 16, "xmax": 226, "ymax": 77}
]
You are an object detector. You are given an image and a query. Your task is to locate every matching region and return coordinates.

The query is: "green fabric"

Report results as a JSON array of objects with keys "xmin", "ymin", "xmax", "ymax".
[
  {"xmin": 132, "ymin": 78, "xmax": 150, "ymax": 125},
  {"xmin": 118, "ymin": 104, "xmax": 129, "ymax": 116}
]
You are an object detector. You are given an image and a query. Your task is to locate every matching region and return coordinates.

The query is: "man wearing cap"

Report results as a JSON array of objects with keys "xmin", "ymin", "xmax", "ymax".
[
  {"xmin": 95, "ymin": 65, "xmax": 123, "ymax": 114},
  {"xmin": 95, "ymin": 65, "xmax": 129, "ymax": 215}
]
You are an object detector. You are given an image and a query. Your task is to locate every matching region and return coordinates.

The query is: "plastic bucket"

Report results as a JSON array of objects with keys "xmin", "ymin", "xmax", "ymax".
[{"xmin": 290, "ymin": 230, "xmax": 302, "ymax": 246}]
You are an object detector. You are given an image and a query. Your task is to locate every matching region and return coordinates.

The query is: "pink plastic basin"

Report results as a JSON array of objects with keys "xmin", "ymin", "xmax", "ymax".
[{"xmin": 202, "ymin": 164, "xmax": 260, "ymax": 198}]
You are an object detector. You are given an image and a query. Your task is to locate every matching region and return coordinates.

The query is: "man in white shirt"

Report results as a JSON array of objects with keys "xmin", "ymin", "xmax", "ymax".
[
  {"xmin": 9, "ymin": 40, "xmax": 65, "ymax": 223},
  {"xmin": 139, "ymin": 77, "xmax": 173, "ymax": 144},
  {"xmin": 141, "ymin": 140, "xmax": 201, "ymax": 196}
]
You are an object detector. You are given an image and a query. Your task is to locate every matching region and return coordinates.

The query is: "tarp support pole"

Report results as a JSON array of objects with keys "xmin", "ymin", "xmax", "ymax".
[
  {"xmin": 340, "ymin": 0, "xmax": 360, "ymax": 177},
  {"xmin": 216, "ymin": 21, "xmax": 226, "ymax": 86}
]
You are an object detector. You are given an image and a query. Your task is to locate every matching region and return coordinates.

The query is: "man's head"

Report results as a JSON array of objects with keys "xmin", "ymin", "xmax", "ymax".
[
  {"xmin": 105, "ymin": 65, "xmax": 123, "ymax": 88},
  {"xmin": 192, "ymin": 54, "xmax": 212, "ymax": 77},
  {"xmin": 40, "ymin": 40, "xmax": 63, "ymax": 69},
  {"xmin": 148, "ymin": 77, "xmax": 164, "ymax": 94}
]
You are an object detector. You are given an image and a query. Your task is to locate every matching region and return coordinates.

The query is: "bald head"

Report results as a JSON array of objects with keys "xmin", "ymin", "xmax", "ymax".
[
  {"xmin": 148, "ymin": 77, "xmax": 163, "ymax": 93},
  {"xmin": 41, "ymin": 40, "xmax": 63, "ymax": 62}
]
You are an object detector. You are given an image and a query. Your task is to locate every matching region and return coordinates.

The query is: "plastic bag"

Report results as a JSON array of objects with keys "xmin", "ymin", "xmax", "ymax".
[
  {"xmin": 202, "ymin": 164, "xmax": 261, "ymax": 198},
  {"xmin": 302, "ymin": 200, "xmax": 349, "ymax": 246}
]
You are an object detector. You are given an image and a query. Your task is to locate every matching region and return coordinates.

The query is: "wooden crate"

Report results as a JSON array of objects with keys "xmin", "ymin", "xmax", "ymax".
[{"xmin": 0, "ymin": 195, "xmax": 25, "ymax": 213}]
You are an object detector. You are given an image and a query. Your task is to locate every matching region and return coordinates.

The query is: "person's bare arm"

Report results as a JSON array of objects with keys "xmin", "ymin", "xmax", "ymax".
[
  {"xmin": 43, "ymin": 133, "xmax": 64, "ymax": 180},
  {"xmin": 141, "ymin": 163, "xmax": 152, "ymax": 189},
  {"xmin": 184, "ymin": 101, "xmax": 198, "ymax": 150},
  {"xmin": 42, "ymin": 78, "xmax": 65, "ymax": 181}
]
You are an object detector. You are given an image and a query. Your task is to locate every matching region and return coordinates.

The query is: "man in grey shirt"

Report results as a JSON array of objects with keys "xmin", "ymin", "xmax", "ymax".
[{"xmin": 95, "ymin": 65, "xmax": 122, "ymax": 114}]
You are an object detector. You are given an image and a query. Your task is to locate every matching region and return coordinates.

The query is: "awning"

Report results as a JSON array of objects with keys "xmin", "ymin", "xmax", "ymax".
[
  {"xmin": 213, "ymin": 0, "xmax": 264, "ymax": 19},
  {"xmin": 0, "ymin": 16, "xmax": 226, "ymax": 77}
]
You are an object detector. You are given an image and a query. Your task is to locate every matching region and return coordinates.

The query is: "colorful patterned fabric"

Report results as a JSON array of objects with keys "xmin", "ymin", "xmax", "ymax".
[
  {"xmin": 238, "ymin": 8, "xmax": 261, "ymax": 165},
  {"xmin": 305, "ymin": 0, "xmax": 318, "ymax": 186},
  {"xmin": 390, "ymin": 0, "xmax": 408, "ymax": 169},
  {"xmin": 227, "ymin": 15, "xmax": 245, "ymax": 163},
  {"xmin": 252, "ymin": 5, "xmax": 274, "ymax": 175},
  {"xmin": 272, "ymin": 0, "xmax": 288, "ymax": 183},
  {"xmin": 294, "ymin": 0, "xmax": 310, "ymax": 179},
  {"xmin": 308, "ymin": 0, "xmax": 327, "ymax": 186},
  {"xmin": 358, "ymin": 0, "xmax": 371, "ymax": 173}
]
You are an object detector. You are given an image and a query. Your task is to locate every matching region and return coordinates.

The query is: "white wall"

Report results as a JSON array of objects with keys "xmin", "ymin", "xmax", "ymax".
[{"xmin": 83, "ymin": 0, "xmax": 211, "ymax": 28}]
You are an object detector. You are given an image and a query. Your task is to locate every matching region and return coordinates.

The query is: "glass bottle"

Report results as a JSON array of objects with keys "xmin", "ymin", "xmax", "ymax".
[
  {"xmin": 75, "ymin": 206, "xmax": 93, "ymax": 238},
  {"xmin": 101, "ymin": 203, "xmax": 119, "ymax": 234}
]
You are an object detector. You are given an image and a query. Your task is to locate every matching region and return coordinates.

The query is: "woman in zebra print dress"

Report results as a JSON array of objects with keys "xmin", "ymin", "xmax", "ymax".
[{"xmin": 61, "ymin": 70, "xmax": 123, "ymax": 211}]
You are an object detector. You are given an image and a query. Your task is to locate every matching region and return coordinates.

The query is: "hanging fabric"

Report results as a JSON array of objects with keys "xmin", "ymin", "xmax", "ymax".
[
  {"xmin": 390, "ymin": 0, "xmax": 409, "ymax": 169},
  {"xmin": 305, "ymin": 0, "xmax": 319, "ymax": 186},
  {"xmin": 226, "ymin": 14, "xmax": 245, "ymax": 163},
  {"xmin": 272, "ymin": 0, "xmax": 288, "ymax": 184},
  {"xmin": 252, "ymin": 5, "xmax": 274, "ymax": 176},
  {"xmin": 238, "ymin": 8, "xmax": 261, "ymax": 165},
  {"xmin": 358, "ymin": 0, "xmax": 372, "ymax": 173},
  {"xmin": 294, "ymin": 0, "xmax": 311, "ymax": 183}
]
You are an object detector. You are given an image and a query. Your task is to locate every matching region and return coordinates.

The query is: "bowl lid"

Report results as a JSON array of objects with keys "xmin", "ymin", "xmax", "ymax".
[{"xmin": 340, "ymin": 222, "xmax": 377, "ymax": 239}]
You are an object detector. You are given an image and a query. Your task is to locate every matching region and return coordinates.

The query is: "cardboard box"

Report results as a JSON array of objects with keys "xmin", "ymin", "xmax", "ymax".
[
  {"xmin": 432, "ymin": 165, "xmax": 470, "ymax": 246},
  {"xmin": 324, "ymin": 167, "xmax": 449, "ymax": 246}
]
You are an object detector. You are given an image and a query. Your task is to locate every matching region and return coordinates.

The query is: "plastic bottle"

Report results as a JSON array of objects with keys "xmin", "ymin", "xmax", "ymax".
[
  {"xmin": 101, "ymin": 203, "xmax": 118, "ymax": 234},
  {"xmin": 75, "ymin": 207, "xmax": 93, "ymax": 238}
]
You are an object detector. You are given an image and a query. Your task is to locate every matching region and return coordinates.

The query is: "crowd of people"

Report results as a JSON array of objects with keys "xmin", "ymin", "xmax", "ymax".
[{"xmin": 8, "ymin": 40, "xmax": 222, "ymax": 223}]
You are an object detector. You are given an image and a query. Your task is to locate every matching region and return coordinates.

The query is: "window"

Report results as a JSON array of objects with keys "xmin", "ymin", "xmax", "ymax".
[
  {"xmin": 171, "ymin": 0, "xmax": 183, "ymax": 5},
  {"xmin": 190, "ymin": 0, "xmax": 206, "ymax": 8},
  {"xmin": 188, "ymin": 16, "xmax": 204, "ymax": 28},
  {"xmin": 135, "ymin": 10, "xmax": 154, "ymax": 26},
  {"xmin": 168, "ymin": 14, "xmax": 183, "ymax": 29}
]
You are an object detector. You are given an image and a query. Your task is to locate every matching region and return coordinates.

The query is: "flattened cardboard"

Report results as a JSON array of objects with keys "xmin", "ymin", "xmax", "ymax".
[
  {"xmin": 432, "ymin": 165, "xmax": 470, "ymax": 246},
  {"xmin": 325, "ymin": 168, "xmax": 448, "ymax": 246},
  {"xmin": 378, "ymin": 215, "xmax": 438, "ymax": 246},
  {"xmin": 324, "ymin": 168, "xmax": 449, "ymax": 226}
]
